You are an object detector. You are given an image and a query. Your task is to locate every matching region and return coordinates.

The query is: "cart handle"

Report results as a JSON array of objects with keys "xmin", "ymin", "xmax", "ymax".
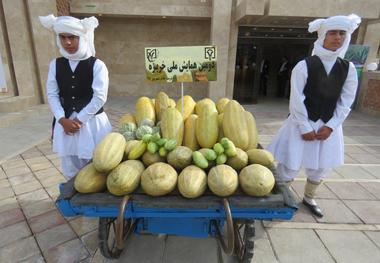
[
  {"xmin": 215, "ymin": 198, "xmax": 235, "ymax": 256},
  {"xmin": 116, "ymin": 195, "xmax": 130, "ymax": 250}
]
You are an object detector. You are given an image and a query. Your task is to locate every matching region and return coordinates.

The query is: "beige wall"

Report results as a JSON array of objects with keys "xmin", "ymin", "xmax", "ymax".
[
  {"xmin": 95, "ymin": 17, "xmax": 211, "ymax": 99},
  {"xmin": 268, "ymin": 0, "xmax": 379, "ymax": 18},
  {"xmin": 0, "ymin": 0, "xmax": 57, "ymax": 110},
  {"xmin": 70, "ymin": 0, "xmax": 211, "ymax": 19}
]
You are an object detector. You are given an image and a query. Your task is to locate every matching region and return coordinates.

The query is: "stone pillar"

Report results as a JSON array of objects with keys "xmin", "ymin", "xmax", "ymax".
[
  {"xmin": 2, "ymin": 0, "xmax": 37, "ymax": 98},
  {"xmin": 0, "ymin": 0, "xmax": 16, "ymax": 96},
  {"xmin": 56, "ymin": 0, "xmax": 70, "ymax": 16},
  {"xmin": 209, "ymin": 0, "xmax": 233, "ymax": 101},
  {"xmin": 225, "ymin": 0, "xmax": 239, "ymax": 99},
  {"xmin": 27, "ymin": 0, "xmax": 59, "ymax": 103}
]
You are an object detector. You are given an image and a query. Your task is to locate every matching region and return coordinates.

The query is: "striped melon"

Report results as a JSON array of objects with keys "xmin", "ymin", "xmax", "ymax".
[
  {"xmin": 239, "ymin": 164, "xmax": 275, "ymax": 196},
  {"xmin": 223, "ymin": 100, "xmax": 249, "ymax": 150},
  {"xmin": 195, "ymin": 98, "xmax": 217, "ymax": 115},
  {"xmin": 107, "ymin": 160, "xmax": 145, "ymax": 196},
  {"xmin": 155, "ymin": 91, "xmax": 171, "ymax": 121},
  {"xmin": 246, "ymin": 149, "xmax": 274, "ymax": 167},
  {"xmin": 135, "ymin": 96, "xmax": 156, "ymax": 125},
  {"xmin": 141, "ymin": 162, "xmax": 178, "ymax": 196},
  {"xmin": 196, "ymin": 103, "xmax": 218, "ymax": 148},
  {"xmin": 74, "ymin": 163, "xmax": 107, "ymax": 193},
  {"xmin": 245, "ymin": 111, "xmax": 259, "ymax": 150},
  {"xmin": 93, "ymin": 132, "xmax": 126, "ymax": 173},
  {"xmin": 178, "ymin": 165, "xmax": 207, "ymax": 198},
  {"xmin": 216, "ymin": 98, "xmax": 230, "ymax": 113},
  {"xmin": 183, "ymin": 114, "xmax": 200, "ymax": 151},
  {"xmin": 176, "ymin": 95, "xmax": 196, "ymax": 121},
  {"xmin": 160, "ymin": 107, "xmax": 184, "ymax": 146},
  {"xmin": 208, "ymin": 165, "xmax": 238, "ymax": 197}
]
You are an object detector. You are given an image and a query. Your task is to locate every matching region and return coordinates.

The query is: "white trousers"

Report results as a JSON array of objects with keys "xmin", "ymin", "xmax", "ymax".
[
  {"xmin": 277, "ymin": 163, "xmax": 330, "ymax": 183},
  {"xmin": 60, "ymin": 155, "xmax": 90, "ymax": 180}
]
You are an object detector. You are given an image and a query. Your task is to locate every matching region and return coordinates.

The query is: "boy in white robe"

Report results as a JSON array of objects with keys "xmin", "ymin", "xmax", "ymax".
[
  {"xmin": 268, "ymin": 14, "xmax": 361, "ymax": 217},
  {"xmin": 39, "ymin": 15, "xmax": 112, "ymax": 179}
]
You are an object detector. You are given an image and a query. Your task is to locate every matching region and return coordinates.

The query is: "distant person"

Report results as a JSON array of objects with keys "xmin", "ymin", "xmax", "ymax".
[
  {"xmin": 39, "ymin": 14, "xmax": 112, "ymax": 180},
  {"xmin": 259, "ymin": 59, "xmax": 269, "ymax": 96},
  {"xmin": 268, "ymin": 14, "xmax": 361, "ymax": 217},
  {"xmin": 277, "ymin": 56, "xmax": 290, "ymax": 97}
]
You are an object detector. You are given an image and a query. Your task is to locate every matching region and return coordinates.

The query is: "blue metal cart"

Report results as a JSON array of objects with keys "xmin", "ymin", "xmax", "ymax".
[{"xmin": 56, "ymin": 169, "xmax": 298, "ymax": 262}]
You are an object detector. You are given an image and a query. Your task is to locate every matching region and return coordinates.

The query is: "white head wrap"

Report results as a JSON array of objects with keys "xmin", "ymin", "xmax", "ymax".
[
  {"xmin": 39, "ymin": 14, "xmax": 99, "ymax": 61},
  {"xmin": 308, "ymin": 14, "xmax": 361, "ymax": 59}
]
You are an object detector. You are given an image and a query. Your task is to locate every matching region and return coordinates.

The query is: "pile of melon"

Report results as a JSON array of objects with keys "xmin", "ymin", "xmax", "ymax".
[{"xmin": 74, "ymin": 91, "xmax": 276, "ymax": 199}]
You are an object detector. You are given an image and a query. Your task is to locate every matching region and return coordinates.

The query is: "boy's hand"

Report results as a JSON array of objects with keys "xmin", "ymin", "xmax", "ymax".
[
  {"xmin": 58, "ymin": 118, "xmax": 81, "ymax": 135},
  {"xmin": 301, "ymin": 131, "xmax": 316, "ymax": 141},
  {"xmin": 73, "ymin": 118, "xmax": 82, "ymax": 125},
  {"xmin": 316, "ymin": 126, "xmax": 333, "ymax": 140}
]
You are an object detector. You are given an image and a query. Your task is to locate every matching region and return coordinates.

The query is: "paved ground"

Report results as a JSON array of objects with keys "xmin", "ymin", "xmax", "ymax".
[{"xmin": 0, "ymin": 96, "xmax": 379, "ymax": 263}]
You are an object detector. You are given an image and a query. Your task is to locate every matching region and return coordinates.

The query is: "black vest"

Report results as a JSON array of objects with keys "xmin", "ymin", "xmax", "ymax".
[
  {"xmin": 55, "ymin": 56, "xmax": 103, "ymax": 118},
  {"xmin": 303, "ymin": 56, "xmax": 349, "ymax": 123}
]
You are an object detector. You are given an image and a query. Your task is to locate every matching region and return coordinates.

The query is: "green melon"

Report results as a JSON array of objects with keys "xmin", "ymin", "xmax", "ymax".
[
  {"xmin": 178, "ymin": 165, "xmax": 207, "ymax": 198},
  {"xmin": 107, "ymin": 160, "xmax": 145, "ymax": 196},
  {"xmin": 239, "ymin": 164, "xmax": 275, "ymax": 196},
  {"xmin": 208, "ymin": 165, "xmax": 238, "ymax": 197}
]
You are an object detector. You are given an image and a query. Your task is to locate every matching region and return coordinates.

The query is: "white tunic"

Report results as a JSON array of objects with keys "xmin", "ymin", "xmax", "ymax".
[
  {"xmin": 46, "ymin": 58, "xmax": 112, "ymax": 159},
  {"xmin": 267, "ymin": 56, "xmax": 358, "ymax": 170}
]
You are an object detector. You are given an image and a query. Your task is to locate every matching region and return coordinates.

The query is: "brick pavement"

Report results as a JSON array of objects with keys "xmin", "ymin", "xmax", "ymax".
[{"xmin": 0, "ymin": 97, "xmax": 379, "ymax": 263}]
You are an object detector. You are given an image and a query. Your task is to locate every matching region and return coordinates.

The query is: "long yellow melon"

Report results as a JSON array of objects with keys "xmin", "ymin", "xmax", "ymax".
[
  {"xmin": 196, "ymin": 103, "xmax": 219, "ymax": 148},
  {"xmin": 155, "ymin": 91, "xmax": 171, "ymax": 121},
  {"xmin": 195, "ymin": 98, "xmax": 217, "ymax": 115},
  {"xmin": 245, "ymin": 111, "xmax": 259, "ymax": 149},
  {"xmin": 216, "ymin": 98, "xmax": 230, "ymax": 113},
  {"xmin": 169, "ymin": 98, "xmax": 176, "ymax": 108},
  {"xmin": 135, "ymin": 96, "xmax": 156, "ymax": 125},
  {"xmin": 176, "ymin": 95, "xmax": 196, "ymax": 121},
  {"xmin": 160, "ymin": 107, "xmax": 184, "ymax": 146},
  {"xmin": 93, "ymin": 132, "xmax": 126, "ymax": 173},
  {"xmin": 223, "ymin": 100, "xmax": 249, "ymax": 150},
  {"xmin": 183, "ymin": 114, "xmax": 200, "ymax": 151}
]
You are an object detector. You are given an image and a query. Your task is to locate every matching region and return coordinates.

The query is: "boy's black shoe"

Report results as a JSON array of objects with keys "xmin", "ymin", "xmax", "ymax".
[{"xmin": 302, "ymin": 199, "xmax": 323, "ymax": 218}]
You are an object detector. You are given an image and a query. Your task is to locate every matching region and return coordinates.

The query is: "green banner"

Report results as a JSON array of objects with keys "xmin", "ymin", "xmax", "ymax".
[{"xmin": 145, "ymin": 46, "xmax": 217, "ymax": 83}]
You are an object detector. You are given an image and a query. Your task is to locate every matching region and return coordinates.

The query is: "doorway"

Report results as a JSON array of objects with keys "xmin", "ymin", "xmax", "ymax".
[{"xmin": 233, "ymin": 26, "xmax": 316, "ymax": 103}]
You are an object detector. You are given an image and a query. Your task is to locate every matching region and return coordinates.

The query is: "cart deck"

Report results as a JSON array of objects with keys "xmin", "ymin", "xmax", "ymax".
[{"xmin": 56, "ymin": 177, "xmax": 298, "ymax": 262}]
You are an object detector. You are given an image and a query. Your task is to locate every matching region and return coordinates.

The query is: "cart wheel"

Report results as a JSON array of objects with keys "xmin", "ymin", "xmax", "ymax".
[
  {"xmin": 98, "ymin": 217, "xmax": 135, "ymax": 259},
  {"xmin": 235, "ymin": 222, "xmax": 255, "ymax": 263}
]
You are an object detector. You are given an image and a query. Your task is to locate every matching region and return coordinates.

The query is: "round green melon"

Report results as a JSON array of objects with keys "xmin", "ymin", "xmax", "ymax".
[
  {"xmin": 239, "ymin": 164, "xmax": 275, "ymax": 196},
  {"xmin": 178, "ymin": 165, "xmax": 207, "ymax": 198},
  {"xmin": 107, "ymin": 160, "xmax": 145, "ymax": 196},
  {"xmin": 142, "ymin": 151, "xmax": 166, "ymax": 166},
  {"xmin": 208, "ymin": 165, "xmax": 238, "ymax": 197},
  {"xmin": 141, "ymin": 162, "xmax": 178, "ymax": 196},
  {"xmin": 167, "ymin": 146, "xmax": 193, "ymax": 170}
]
